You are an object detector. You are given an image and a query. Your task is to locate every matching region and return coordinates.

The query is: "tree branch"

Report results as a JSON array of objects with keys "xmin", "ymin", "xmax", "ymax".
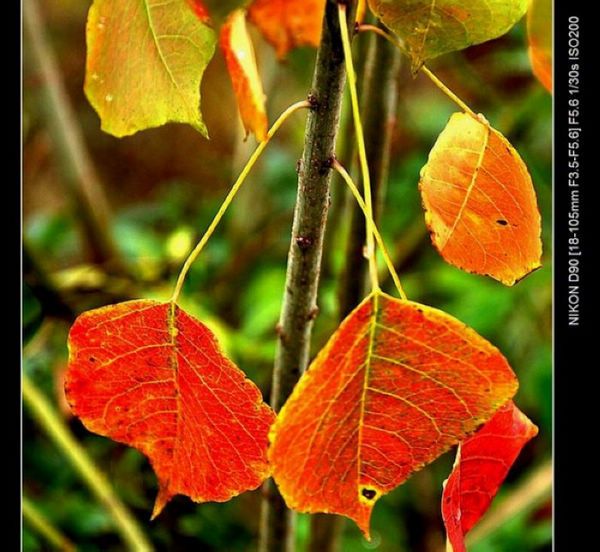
[{"xmin": 259, "ymin": 2, "xmax": 358, "ymax": 551}]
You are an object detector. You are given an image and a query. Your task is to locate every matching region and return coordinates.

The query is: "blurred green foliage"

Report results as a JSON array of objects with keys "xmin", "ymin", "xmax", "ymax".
[{"xmin": 23, "ymin": 2, "xmax": 551, "ymax": 550}]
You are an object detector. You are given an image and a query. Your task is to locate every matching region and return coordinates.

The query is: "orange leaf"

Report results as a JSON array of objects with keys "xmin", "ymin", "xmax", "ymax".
[
  {"xmin": 527, "ymin": 0, "xmax": 552, "ymax": 93},
  {"xmin": 220, "ymin": 10, "xmax": 268, "ymax": 142},
  {"xmin": 247, "ymin": 0, "xmax": 324, "ymax": 59},
  {"xmin": 419, "ymin": 112, "xmax": 542, "ymax": 286},
  {"xmin": 65, "ymin": 300, "xmax": 275, "ymax": 517},
  {"xmin": 246, "ymin": 0, "xmax": 366, "ymax": 59},
  {"xmin": 269, "ymin": 291, "xmax": 518, "ymax": 538},
  {"xmin": 442, "ymin": 400, "xmax": 538, "ymax": 552}
]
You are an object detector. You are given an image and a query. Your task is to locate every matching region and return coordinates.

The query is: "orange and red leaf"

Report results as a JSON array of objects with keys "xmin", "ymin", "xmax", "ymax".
[
  {"xmin": 419, "ymin": 112, "xmax": 542, "ymax": 286},
  {"xmin": 442, "ymin": 400, "xmax": 538, "ymax": 552},
  {"xmin": 527, "ymin": 0, "xmax": 552, "ymax": 93},
  {"xmin": 247, "ymin": 0, "xmax": 325, "ymax": 59},
  {"xmin": 66, "ymin": 300, "xmax": 275, "ymax": 517},
  {"xmin": 220, "ymin": 10, "xmax": 268, "ymax": 142},
  {"xmin": 269, "ymin": 291, "xmax": 518, "ymax": 538}
]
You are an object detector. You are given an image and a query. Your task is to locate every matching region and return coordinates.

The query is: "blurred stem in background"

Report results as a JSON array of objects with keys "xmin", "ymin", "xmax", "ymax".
[
  {"xmin": 23, "ymin": 0, "xmax": 125, "ymax": 274},
  {"xmin": 259, "ymin": 2, "xmax": 358, "ymax": 551},
  {"xmin": 23, "ymin": 243, "xmax": 74, "ymax": 321},
  {"xmin": 23, "ymin": 496, "xmax": 76, "ymax": 552},
  {"xmin": 22, "ymin": 375, "xmax": 153, "ymax": 551},
  {"xmin": 337, "ymin": 19, "xmax": 402, "ymax": 318},
  {"xmin": 466, "ymin": 460, "xmax": 552, "ymax": 548}
]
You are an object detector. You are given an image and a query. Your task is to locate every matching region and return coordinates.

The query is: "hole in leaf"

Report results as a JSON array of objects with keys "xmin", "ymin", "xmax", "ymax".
[
  {"xmin": 496, "ymin": 219, "xmax": 508, "ymax": 226},
  {"xmin": 361, "ymin": 488, "xmax": 377, "ymax": 500}
]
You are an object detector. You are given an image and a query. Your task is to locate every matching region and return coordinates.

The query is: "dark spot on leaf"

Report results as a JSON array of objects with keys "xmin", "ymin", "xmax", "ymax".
[
  {"xmin": 362, "ymin": 488, "xmax": 377, "ymax": 500},
  {"xmin": 496, "ymin": 219, "xmax": 508, "ymax": 226},
  {"xmin": 89, "ymin": 357, "xmax": 96, "ymax": 362}
]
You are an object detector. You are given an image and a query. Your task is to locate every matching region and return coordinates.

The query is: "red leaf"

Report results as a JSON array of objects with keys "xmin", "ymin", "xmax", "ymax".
[
  {"xmin": 269, "ymin": 291, "xmax": 518, "ymax": 538},
  {"xmin": 65, "ymin": 300, "xmax": 275, "ymax": 517},
  {"xmin": 220, "ymin": 10, "xmax": 268, "ymax": 142},
  {"xmin": 442, "ymin": 400, "xmax": 538, "ymax": 552}
]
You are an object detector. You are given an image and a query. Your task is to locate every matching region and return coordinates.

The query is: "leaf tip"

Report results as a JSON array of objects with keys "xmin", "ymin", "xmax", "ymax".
[
  {"xmin": 151, "ymin": 485, "xmax": 173, "ymax": 520},
  {"xmin": 353, "ymin": 505, "xmax": 374, "ymax": 542}
]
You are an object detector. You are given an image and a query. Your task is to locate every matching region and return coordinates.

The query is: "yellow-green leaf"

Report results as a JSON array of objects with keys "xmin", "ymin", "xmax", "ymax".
[
  {"xmin": 85, "ymin": 0, "xmax": 216, "ymax": 138},
  {"xmin": 368, "ymin": 0, "xmax": 528, "ymax": 71}
]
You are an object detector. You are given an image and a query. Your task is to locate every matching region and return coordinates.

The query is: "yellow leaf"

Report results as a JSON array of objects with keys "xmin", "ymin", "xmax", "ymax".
[{"xmin": 85, "ymin": 0, "xmax": 216, "ymax": 138}]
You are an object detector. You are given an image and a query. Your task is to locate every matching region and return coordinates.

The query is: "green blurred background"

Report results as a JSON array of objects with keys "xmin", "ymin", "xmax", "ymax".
[{"xmin": 23, "ymin": 1, "xmax": 552, "ymax": 550}]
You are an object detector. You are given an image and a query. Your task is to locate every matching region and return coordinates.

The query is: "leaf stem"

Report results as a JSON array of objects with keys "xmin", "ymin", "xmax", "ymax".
[
  {"xmin": 22, "ymin": 496, "xmax": 76, "ymax": 552},
  {"xmin": 22, "ymin": 375, "xmax": 153, "ymax": 551},
  {"xmin": 357, "ymin": 24, "xmax": 477, "ymax": 118},
  {"xmin": 333, "ymin": 160, "xmax": 407, "ymax": 300},
  {"xmin": 338, "ymin": 6, "xmax": 379, "ymax": 293},
  {"xmin": 170, "ymin": 100, "xmax": 310, "ymax": 304}
]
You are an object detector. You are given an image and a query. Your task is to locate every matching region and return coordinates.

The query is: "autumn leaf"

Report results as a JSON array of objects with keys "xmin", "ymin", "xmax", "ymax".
[
  {"xmin": 65, "ymin": 300, "xmax": 275, "ymax": 517},
  {"xmin": 220, "ymin": 10, "xmax": 268, "ymax": 142},
  {"xmin": 201, "ymin": 0, "xmax": 250, "ymax": 24},
  {"xmin": 246, "ymin": 0, "xmax": 366, "ymax": 59},
  {"xmin": 527, "ymin": 0, "xmax": 552, "ymax": 93},
  {"xmin": 269, "ymin": 291, "xmax": 518, "ymax": 538},
  {"xmin": 368, "ymin": 0, "xmax": 528, "ymax": 71},
  {"xmin": 419, "ymin": 112, "xmax": 542, "ymax": 286},
  {"xmin": 442, "ymin": 400, "xmax": 538, "ymax": 552},
  {"xmin": 247, "ymin": 0, "xmax": 325, "ymax": 59},
  {"xmin": 85, "ymin": 0, "xmax": 216, "ymax": 138}
]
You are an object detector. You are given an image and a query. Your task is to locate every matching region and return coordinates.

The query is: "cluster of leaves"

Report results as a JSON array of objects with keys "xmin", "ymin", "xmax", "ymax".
[{"xmin": 60, "ymin": 0, "xmax": 552, "ymax": 550}]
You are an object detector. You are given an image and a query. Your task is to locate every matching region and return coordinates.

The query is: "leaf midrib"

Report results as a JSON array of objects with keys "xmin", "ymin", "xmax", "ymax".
[
  {"xmin": 142, "ymin": 0, "xmax": 180, "ymax": 89},
  {"xmin": 440, "ymin": 120, "xmax": 490, "ymax": 251},
  {"xmin": 356, "ymin": 291, "xmax": 379, "ymax": 499}
]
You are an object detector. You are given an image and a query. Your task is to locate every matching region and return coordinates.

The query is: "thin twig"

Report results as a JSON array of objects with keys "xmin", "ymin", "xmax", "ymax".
[
  {"xmin": 357, "ymin": 24, "xmax": 478, "ymax": 118},
  {"xmin": 259, "ymin": 2, "xmax": 359, "ymax": 551},
  {"xmin": 339, "ymin": 5, "xmax": 379, "ymax": 292},
  {"xmin": 334, "ymin": 161, "xmax": 407, "ymax": 300},
  {"xmin": 170, "ymin": 100, "xmax": 310, "ymax": 304},
  {"xmin": 22, "ymin": 496, "xmax": 76, "ymax": 552}
]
